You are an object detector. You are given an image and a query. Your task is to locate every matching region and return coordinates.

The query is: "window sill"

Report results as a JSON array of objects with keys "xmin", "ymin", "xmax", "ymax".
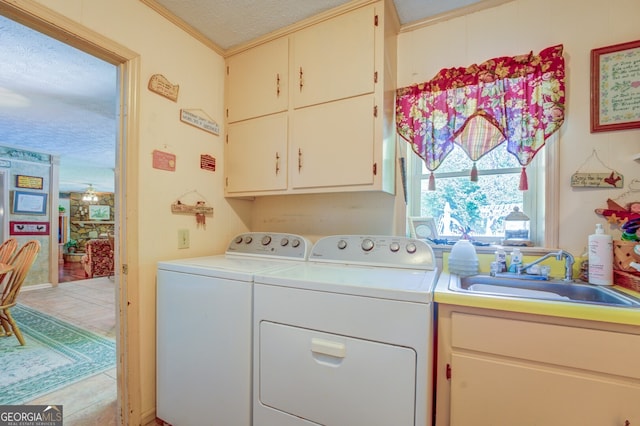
[{"xmin": 430, "ymin": 244, "xmax": 561, "ymax": 256}]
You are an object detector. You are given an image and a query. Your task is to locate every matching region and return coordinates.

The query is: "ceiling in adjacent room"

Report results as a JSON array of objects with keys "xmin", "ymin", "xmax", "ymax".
[{"xmin": 0, "ymin": 15, "xmax": 117, "ymax": 193}]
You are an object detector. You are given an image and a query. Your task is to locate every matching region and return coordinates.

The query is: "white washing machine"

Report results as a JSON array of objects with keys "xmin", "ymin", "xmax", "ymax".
[
  {"xmin": 252, "ymin": 235, "xmax": 439, "ymax": 426},
  {"xmin": 156, "ymin": 232, "xmax": 311, "ymax": 426}
]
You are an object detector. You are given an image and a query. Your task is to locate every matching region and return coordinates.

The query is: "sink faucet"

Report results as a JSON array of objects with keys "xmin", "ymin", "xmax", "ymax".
[{"xmin": 517, "ymin": 250, "xmax": 575, "ymax": 282}]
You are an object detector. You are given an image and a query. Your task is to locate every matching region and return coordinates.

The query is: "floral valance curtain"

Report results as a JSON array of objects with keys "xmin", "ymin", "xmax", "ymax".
[{"xmin": 396, "ymin": 44, "xmax": 566, "ymax": 190}]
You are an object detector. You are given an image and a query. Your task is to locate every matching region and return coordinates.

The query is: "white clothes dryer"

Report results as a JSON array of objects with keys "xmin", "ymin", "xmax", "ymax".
[
  {"xmin": 252, "ymin": 235, "xmax": 439, "ymax": 426},
  {"xmin": 156, "ymin": 232, "xmax": 310, "ymax": 426}
]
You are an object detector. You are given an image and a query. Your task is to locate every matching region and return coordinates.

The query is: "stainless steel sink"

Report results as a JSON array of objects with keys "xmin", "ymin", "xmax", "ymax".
[{"xmin": 450, "ymin": 274, "xmax": 640, "ymax": 307}]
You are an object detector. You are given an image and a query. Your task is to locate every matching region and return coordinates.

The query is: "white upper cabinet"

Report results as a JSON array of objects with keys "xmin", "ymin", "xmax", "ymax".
[
  {"xmin": 224, "ymin": 0, "xmax": 397, "ymax": 197},
  {"xmin": 226, "ymin": 37, "xmax": 289, "ymax": 123},
  {"xmin": 225, "ymin": 113, "xmax": 288, "ymax": 194},
  {"xmin": 291, "ymin": 95, "xmax": 375, "ymax": 190},
  {"xmin": 292, "ymin": 6, "xmax": 375, "ymax": 109}
]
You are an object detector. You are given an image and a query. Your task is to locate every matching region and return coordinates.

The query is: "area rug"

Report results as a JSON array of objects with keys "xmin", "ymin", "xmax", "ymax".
[{"xmin": 0, "ymin": 304, "xmax": 116, "ymax": 405}]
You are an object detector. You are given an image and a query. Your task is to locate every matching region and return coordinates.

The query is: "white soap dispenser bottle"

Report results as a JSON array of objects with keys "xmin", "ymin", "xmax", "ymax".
[
  {"xmin": 588, "ymin": 223, "xmax": 613, "ymax": 285},
  {"xmin": 508, "ymin": 248, "xmax": 523, "ymax": 273}
]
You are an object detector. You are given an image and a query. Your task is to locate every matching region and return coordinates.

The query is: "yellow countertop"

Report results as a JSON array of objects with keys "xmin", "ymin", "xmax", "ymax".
[{"xmin": 434, "ymin": 272, "xmax": 640, "ymax": 326}]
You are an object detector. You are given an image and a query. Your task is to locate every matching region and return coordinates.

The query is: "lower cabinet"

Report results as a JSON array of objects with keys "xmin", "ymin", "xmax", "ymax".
[{"xmin": 435, "ymin": 306, "xmax": 640, "ymax": 425}]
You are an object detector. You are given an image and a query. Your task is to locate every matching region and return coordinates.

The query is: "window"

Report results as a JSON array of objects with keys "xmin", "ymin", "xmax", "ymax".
[
  {"xmin": 407, "ymin": 143, "xmax": 547, "ymax": 245},
  {"xmin": 397, "ymin": 45, "xmax": 566, "ymax": 247}
]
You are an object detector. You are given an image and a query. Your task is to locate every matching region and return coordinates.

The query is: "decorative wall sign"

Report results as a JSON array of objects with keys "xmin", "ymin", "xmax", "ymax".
[
  {"xmin": 152, "ymin": 150, "xmax": 176, "ymax": 171},
  {"xmin": 591, "ymin": 39, "xmax": 640, "ymax": 132},
  {"xmin": 571, "ymin": 171, "xmax": 624, "ymax": 188},
  {"xmin": 171, "ymin": 201, "xmax": 213, "ymax": 228},
  {"xmin": 10, "ymin": 221, "xmax": 49, "ymax": 235},
  {"xmin": 89, "ymin": 205, "xmax": 111, "ymax": 220},
  {"xmin": 148, "ymin": 74, "xmax": 179, "ymax": 102},
  {"xmin": 16, "ymin": 174, "xmax": 43, "ymax": 189},
  {"xmin": 170, "ymin": 201, "xmax": 214, "ymax": 216},
  {"xmin": 571, "ymin": 149, "xmax": 624, "ymax": 188},
  {"xmin": 200, "ymin": 154, "xmax": 216, "ymax": 172},
  {"xmin": 180, "ymin": 109, "xmax": 220, "ymax": 135},
  {"xmin": 12, "ymin": 190, "xmax": 47, "ymax": 215},
  {"xmin": 171, "ymin": 189, "xmax": 214, "ymax": 228}
]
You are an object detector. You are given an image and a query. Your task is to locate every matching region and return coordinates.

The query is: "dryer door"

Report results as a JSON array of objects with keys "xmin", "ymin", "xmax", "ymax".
[{"xmin": 258, "ymin": 321, "xmax": 416, "ymax": 425}]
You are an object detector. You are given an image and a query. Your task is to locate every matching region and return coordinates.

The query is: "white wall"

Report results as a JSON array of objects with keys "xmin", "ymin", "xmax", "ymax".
[
  {"xmin": 252, "ymin": 191, "xmax": 401, "ymax": 242},
  {"xmin": 397, "ymin": 0, "xmax": 640, "ymax": 255}
]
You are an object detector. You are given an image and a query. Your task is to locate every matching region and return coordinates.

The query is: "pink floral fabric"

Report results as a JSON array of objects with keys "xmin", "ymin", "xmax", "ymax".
[{"xmin": 396, "ymin": 44, "xmax": 565, "ymax": 189}]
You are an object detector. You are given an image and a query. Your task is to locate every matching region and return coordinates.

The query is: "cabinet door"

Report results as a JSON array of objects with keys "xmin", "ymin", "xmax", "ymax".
[
  {"xmin": 450, "ymin": 353, "xmax": 640, "ymax": 425},
  {"xmin": 292, "ymin": 5, "xmax": 375, "ymax": 109},
  {"xmin": 226, "ymin": 38, "xmax": 289, "ymax": 123},
  {"xmin": 225, "ymin": 113, "xmax": 287, "ymax": 194},
  {"xmin": 291, "ymin": 95, "xmax": 374, "ymax": 190}
]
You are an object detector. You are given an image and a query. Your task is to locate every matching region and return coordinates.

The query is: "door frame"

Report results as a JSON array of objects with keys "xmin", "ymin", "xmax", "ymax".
[{"xmin": 0, "ymin": 1, "xmax": 140, "ymax": 423}]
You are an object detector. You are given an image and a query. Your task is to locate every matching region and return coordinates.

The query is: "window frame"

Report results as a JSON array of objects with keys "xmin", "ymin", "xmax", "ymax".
[{"xmin": 406, "ymin": 134, "xmax": 559, "ymax": 247}]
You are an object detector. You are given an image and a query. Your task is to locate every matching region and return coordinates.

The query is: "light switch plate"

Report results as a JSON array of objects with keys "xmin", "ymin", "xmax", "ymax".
[{"xmin": 178, "ymin": 229, "xmax": 189, "ymax": 249}]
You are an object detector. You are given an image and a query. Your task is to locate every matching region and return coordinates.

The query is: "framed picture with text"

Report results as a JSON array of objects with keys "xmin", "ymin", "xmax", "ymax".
[
  {"xmin": 591, "ymin": 39, "xmax": 640, "ymax": 132},
  {"xmin": 11, "ymin": 190, "xmax": 47, "ymax": 215}
]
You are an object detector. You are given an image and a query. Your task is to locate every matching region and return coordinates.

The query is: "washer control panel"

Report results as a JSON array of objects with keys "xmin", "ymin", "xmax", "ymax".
[
  {"xmin": 226, "ymin": 233, "xmax": 311, "ymax": 259},
  {"xmin": 310, "ymin": 235, "xmax": 436, "ymax": 270}
]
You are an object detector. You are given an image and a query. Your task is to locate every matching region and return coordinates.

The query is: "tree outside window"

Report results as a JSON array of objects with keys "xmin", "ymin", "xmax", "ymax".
[{"xmin": 410, "ymin": 144, "xmax": 540, "ymax": 242}]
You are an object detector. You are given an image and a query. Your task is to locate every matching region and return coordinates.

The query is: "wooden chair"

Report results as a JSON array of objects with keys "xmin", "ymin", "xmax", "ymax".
[
  {"xmin": 0, "ymin": 238, "xmax": 18, "ymax": 264},
  {"xmin": 0, "ymin": 240, "xmax": 41, "ymax": 345}
]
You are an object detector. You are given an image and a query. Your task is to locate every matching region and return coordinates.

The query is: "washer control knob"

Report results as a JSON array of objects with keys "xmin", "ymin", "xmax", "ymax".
[
  {"xmin": 281, "ymin": 238, "xmax": 289, "ymax": 247},
  {"xmin": 261, "ymin": 236, "xmax": 272, "ymax": 246},
  {"xmin": 292, "ymin": 239, "xmax": 301, "ymax": 248},
  {"xmin": 245, "ymin": 236, "xmax": 253, "ymax": 244},
  {"xmin": 361, "ymin": 238, "xmax": 375, "ymax": 252},
  {"xmin": 234, "ymin": 236, "xmax": 243, "ymax": 244},
  {"xmin": 406, "ymin": 243, "xmax": 417, "ymax": 254},
  {"xmin": 337, "ymin": 239, "xmax": 348, "ymax": 250},
  {"xmin": 390, "ymin": 242, "xmax": 400, "ymax": 252}
]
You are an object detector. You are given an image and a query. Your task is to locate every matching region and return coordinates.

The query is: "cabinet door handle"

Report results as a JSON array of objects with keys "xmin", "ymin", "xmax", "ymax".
[
  {"xmin": 276, "ymin": 73, "xmax": 280, "ymax": 97},
  {"xmin": 298, "ymin": 148, "xmax": 302, "ymax": 172},
  {"xmin": 299, "ymin": 67, "xmax": 304, "ymax": 91},
  {"xmin": 275, "ymin": 152, "xmax": 280, "ymax": 175}
]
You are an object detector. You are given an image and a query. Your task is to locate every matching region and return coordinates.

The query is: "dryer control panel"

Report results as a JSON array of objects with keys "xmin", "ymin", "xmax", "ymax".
[
  {"xmin": 226, "ymin": 232, "xmax": 311, "ymax": 260},
  {"xmin": 310, "ymin": 235, "xmax": 436, "ymax": 270}
]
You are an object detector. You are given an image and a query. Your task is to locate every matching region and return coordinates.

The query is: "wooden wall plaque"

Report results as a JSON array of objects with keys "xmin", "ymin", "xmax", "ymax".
[
  {"xmin": 16, "ymin": 175, "xmax": 43, "ymax": 189},
  {"xmin": 148, "ymin": 74, "xmax": 179, "ymax": 102}
]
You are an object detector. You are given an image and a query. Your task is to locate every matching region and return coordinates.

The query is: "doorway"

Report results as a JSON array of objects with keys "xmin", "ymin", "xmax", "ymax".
[{"xmin": 0, "ymin": 5, "xmax": 133, "ymax": 424}]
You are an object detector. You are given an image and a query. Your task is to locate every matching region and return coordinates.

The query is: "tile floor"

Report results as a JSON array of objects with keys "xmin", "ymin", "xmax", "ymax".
[{"xmin": 17, "ymin": 276, "xmax": 119, "ymax": 425}]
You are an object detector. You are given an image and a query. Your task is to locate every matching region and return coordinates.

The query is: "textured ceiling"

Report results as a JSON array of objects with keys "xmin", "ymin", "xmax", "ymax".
[
  {"xmin": 154, "ymin": 0, "xmax": 487, "ymax": 50},
  {"xmin": 0, "ymin": 15, "xmax": 117, "ymax": 193},
  {"xmin": 0, "ymin": 0, "xmax": 487, "ymax": 193}
]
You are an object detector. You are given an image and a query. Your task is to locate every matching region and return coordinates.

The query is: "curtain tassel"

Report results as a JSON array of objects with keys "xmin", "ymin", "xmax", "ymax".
[
  {"xmin": 470, "ymin": 162, "xmax": 478, "ymax": 182},
  {"xmin": 519, "ymin": 167, "xmax": 529, "ymax": 191},
  {"xmin": 428, "ymin": 172, "xmax": 436, "ymax": 191}
]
